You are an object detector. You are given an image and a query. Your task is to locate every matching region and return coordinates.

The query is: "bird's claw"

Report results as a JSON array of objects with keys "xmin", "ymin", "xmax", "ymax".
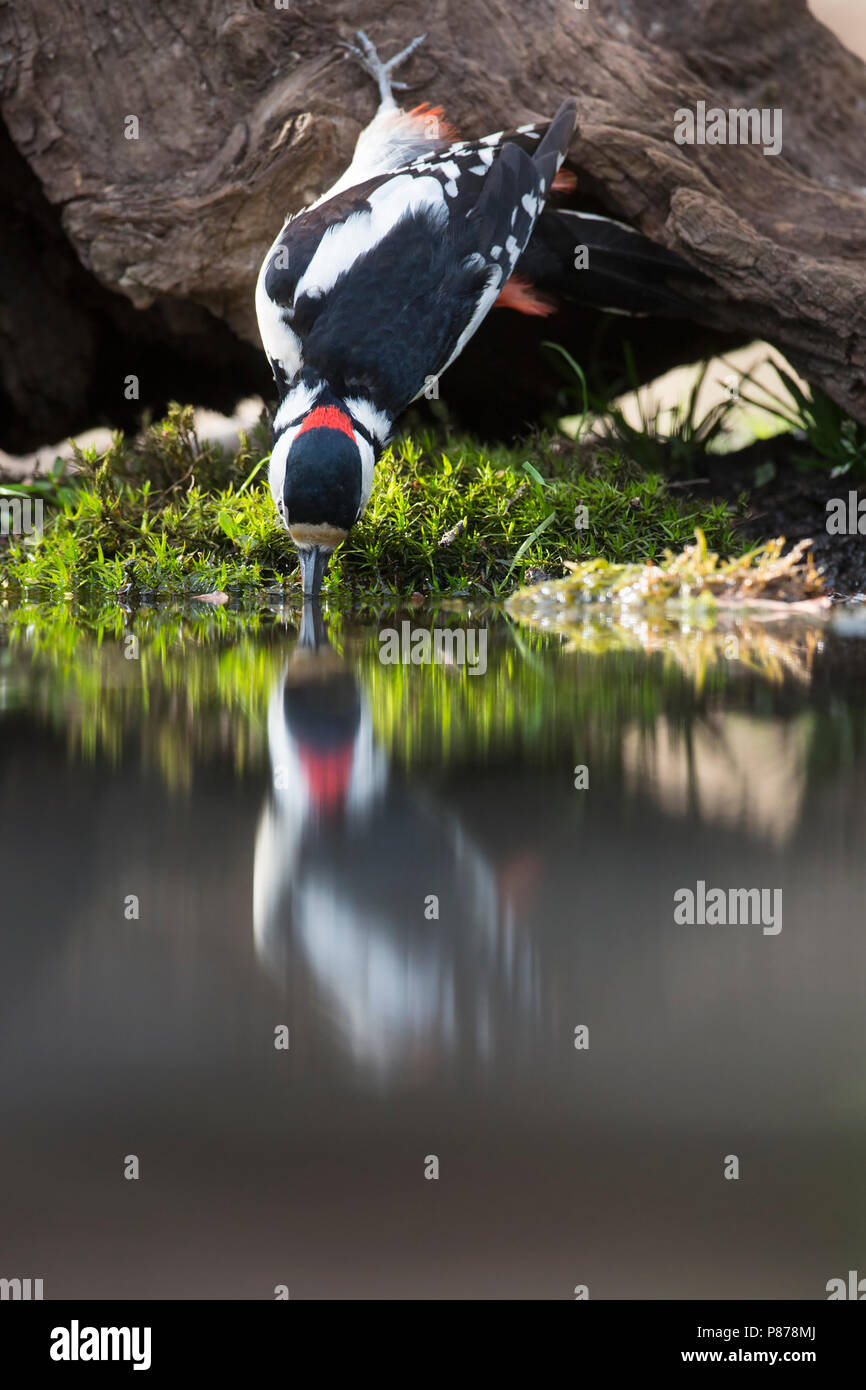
[{"xmin": 340, "ymin": 29, "xmax": 427, "ymax": 108}]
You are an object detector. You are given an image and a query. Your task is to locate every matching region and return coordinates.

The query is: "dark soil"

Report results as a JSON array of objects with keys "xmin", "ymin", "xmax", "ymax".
[{"xmin": 686, "ymin": 436, "xmax": 866, "ymax": 600}]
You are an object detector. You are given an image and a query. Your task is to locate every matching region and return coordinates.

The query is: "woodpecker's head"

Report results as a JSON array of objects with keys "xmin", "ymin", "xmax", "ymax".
[{"xmin": 270, "ymin": 398, "xmax": 374, "ymax": 597}]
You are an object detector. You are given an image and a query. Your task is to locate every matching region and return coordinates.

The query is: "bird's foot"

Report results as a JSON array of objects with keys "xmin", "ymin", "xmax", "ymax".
[{"xmin": 339, "ymin": 29, "xmax": 426, "ymax": 110}]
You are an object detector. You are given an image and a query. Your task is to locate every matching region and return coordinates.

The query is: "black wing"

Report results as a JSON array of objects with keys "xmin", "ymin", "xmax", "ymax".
[{"xmin": 257, "ymin": 100, "xmax": 577, "ymax": 415}]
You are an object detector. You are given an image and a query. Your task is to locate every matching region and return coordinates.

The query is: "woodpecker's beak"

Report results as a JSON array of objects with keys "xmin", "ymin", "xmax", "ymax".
[{"xmin": 297, "ymin": 545, "xmax": 332, "ymax": 598}]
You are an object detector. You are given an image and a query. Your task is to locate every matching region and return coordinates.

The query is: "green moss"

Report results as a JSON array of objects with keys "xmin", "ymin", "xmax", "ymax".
[
  {"xmin": 0, "ymin": 403, "xmax": 738, "ymax": 599},
  {"xmin": 508, "ymin": 531, "xmax": 827, "ymax": 611}
]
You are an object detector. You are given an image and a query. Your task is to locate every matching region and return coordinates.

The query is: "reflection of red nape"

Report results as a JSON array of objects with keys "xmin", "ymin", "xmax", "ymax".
[
  {"xmin": 298, "ymin": 745, "xmax": 355, "ymax": 812},
  {"xmin": 297, "ymin": 406, "xmax": 355, "ymax": 440}
]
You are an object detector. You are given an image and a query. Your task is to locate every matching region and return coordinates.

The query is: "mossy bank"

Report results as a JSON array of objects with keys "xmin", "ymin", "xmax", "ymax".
[{"xmin": 0, "ymin": 405, "xmax": 738, "ymax": 601}]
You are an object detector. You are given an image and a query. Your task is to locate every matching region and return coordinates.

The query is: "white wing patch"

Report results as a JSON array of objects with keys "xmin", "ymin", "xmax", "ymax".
[{"xmin": 294, "ymin": 175, "xmax": 448, "ymax": 303}]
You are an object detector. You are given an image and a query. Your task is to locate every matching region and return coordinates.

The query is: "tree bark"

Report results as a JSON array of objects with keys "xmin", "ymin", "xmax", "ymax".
[{"xmin": 1, "ymin": 0, "xmax": 864, "ymax": 450}]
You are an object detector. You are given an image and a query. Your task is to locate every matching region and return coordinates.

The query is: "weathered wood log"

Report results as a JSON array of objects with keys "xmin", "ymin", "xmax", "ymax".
[{"xmin": 1, "ymin": 0, "xmax": 864, "ymax": 450}]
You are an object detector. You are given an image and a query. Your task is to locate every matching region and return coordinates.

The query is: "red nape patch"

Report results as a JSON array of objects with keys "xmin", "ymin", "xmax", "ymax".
[
  {"xmin": 552, "ymin": 168, "xmax": 578, "ymax": 194},
  {"xmin": 408, "ymin": 102, "xmax": 460, "ymax": 143},
  {"xmin": 297, "ymin": 406, "xmax": 355, "ymax": 440},
  {"xmin": 495, "ymin": 275, "xmax": 557, "ymax": 318}
]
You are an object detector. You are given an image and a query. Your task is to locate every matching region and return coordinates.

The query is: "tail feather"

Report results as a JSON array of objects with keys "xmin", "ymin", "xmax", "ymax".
[
  {"xmin": 519, "ymin": 207, "xmax": 708, "ymax": 318},
  {"xmin": 531, "ymin": 98, "xmax": 578, "ymax": 193}
]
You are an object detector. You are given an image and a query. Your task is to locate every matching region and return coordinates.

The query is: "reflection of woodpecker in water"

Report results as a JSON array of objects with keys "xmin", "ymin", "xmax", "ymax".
[{"xmin": 253, "ymin": 600, "xmax": 543, "ymax": 1077}]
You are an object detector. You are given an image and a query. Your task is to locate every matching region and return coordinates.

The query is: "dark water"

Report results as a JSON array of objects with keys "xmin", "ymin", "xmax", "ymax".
[{"xmin": 1, "ymin": 598, "xmax": 865, "ymax": 1299}]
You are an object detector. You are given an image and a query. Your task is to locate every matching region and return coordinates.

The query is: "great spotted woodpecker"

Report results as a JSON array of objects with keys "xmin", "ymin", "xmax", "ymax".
[{"xmin": 255, "ymin": 30, "xmax": 577, "ymax": 596}]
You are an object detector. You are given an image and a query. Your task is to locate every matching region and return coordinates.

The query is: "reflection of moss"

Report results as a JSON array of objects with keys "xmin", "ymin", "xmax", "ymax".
[
  {"xmin": 3, "ymin": 599, "xmax": 675, "ymax": 776},
  {"xmin": 0, "ymin": 589, "xmax": 844, "ymax": 789},
  {"xmin": 0, "ymin": 600, "xmax": 289, "ymax": 789},
  {"xmin": 0, "ymin": 404, "xmax": 737, "ymax": 597},
  {"xmin": 507, "ymin": 533, "xmax": 829, "ymax": 691},
  {"xmin": 511, "ymin": 606, "xmax": 823, "ymax": 689}
]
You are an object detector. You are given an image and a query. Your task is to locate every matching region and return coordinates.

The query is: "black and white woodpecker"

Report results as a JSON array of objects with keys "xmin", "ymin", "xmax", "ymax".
[
  {"xmin": 255, "ymin": 31, "xmax": 706, "ymax": 596},
  {"xmin": 255, "ymin": 31, "xmax": 577, "ymax": 597}
]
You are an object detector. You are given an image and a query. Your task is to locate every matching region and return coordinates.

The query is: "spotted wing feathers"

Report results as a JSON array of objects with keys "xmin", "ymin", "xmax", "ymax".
[{"xmin": 255, "ymin": 100, "xmax": 577, "ymax": 416}]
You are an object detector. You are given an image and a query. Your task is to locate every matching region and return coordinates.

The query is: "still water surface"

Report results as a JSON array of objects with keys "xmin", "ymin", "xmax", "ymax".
[{"xmin": 1, "ymin": 598, "xmax": 864, "ymax": 1298}]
